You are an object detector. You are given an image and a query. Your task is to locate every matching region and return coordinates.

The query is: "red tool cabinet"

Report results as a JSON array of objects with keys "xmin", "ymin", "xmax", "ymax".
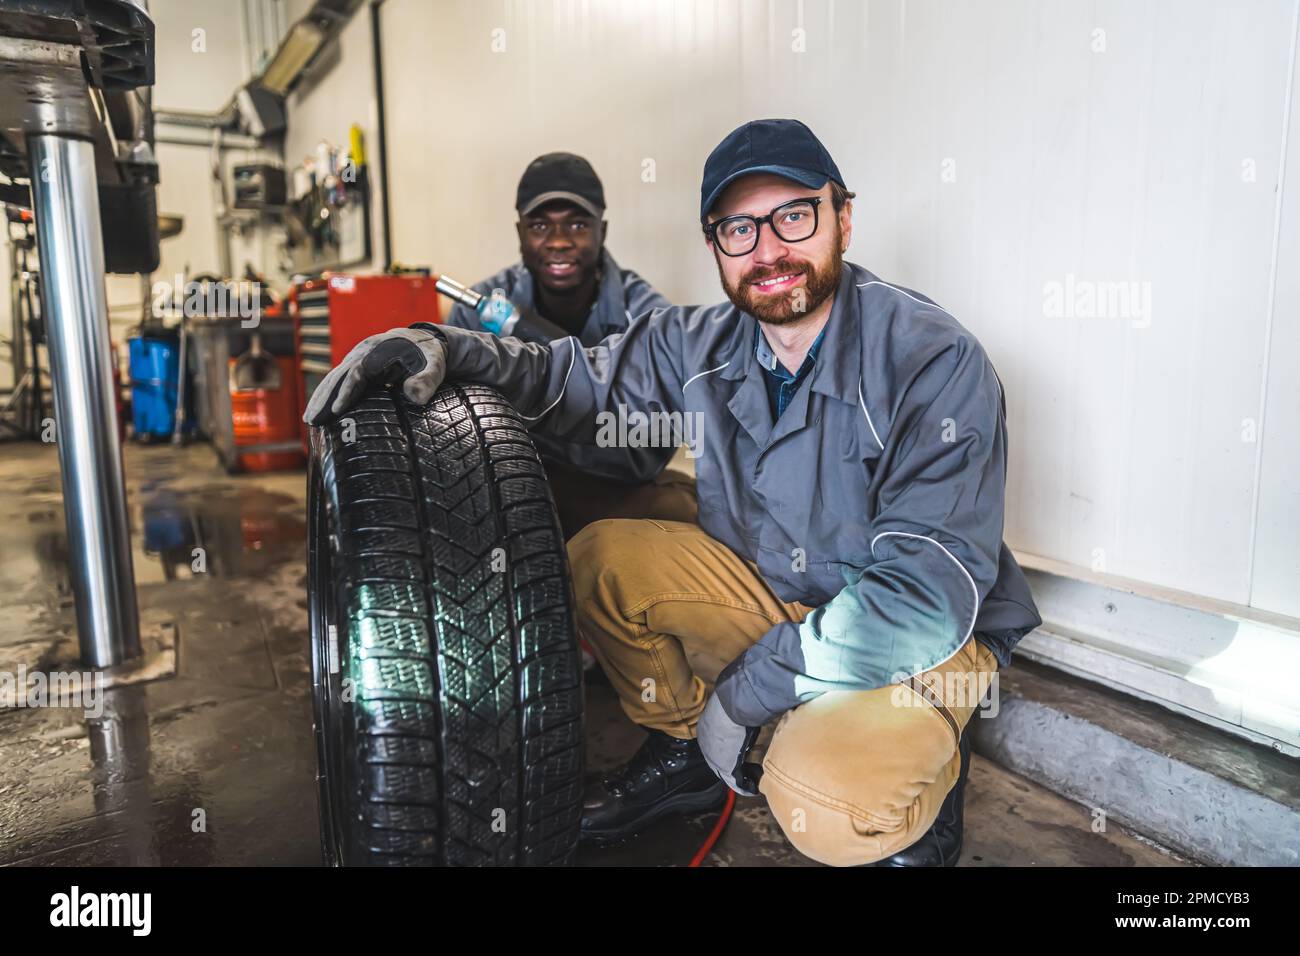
[{"xmin": 291, "ymin": 272, "xmax": 442, "ymax": 439}]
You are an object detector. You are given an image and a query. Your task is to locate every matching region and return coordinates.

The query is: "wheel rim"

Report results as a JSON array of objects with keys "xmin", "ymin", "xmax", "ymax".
[{"xmin": 308, "ymin": 458, "xmax": 347, "ymax": 866}]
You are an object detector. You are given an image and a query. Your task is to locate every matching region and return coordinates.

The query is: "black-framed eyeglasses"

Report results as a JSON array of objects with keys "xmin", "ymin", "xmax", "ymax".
[{"xmin": 703, "ymin": 196, "xmax": 823, "ymax": 257}]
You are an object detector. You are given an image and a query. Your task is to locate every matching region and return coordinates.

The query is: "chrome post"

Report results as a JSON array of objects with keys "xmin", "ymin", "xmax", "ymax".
[{"xmin": 28, "ymin": 133, "xmax": 141, "ymax": 667}]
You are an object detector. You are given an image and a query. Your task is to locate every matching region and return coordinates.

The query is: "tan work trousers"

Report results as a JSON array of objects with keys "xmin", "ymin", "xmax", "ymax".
[{"xmin": 567, "ymin": 511, "xmax": 1000, "ymax": 867}]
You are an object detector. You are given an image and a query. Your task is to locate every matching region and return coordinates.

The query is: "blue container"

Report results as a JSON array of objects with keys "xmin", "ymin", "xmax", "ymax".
[{"xmin": 129, "ymin": 336, "xmax": 191, "ymax": 439}]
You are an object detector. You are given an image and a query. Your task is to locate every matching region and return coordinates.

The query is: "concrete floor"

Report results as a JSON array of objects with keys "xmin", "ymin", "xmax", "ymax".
[{"xmin": 0, "ymin": 440, "xmax": 1191, "ymax": 866}]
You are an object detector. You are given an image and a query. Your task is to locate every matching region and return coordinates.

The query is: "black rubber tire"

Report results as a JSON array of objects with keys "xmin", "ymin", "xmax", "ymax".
[{"xmin": 308, "ymin": 384, "xmax": 583, "ymax": 865}]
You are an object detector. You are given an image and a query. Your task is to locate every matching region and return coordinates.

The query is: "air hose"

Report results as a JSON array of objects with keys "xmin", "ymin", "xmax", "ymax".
[{"xmin": 688, "ymin": 790, "xmax": 738, "ymax": 867}]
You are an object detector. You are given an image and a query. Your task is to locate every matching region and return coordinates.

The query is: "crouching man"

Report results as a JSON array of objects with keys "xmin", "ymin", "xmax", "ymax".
[{"xmin": 305, "ymin": 119, "xmax": 1041, "ymax": 867}]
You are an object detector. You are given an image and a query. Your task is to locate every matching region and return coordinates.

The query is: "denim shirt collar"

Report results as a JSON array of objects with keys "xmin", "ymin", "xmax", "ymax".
[{"xmin": 755, "ymin": 320, "xmax": 827, "ymax": 379}]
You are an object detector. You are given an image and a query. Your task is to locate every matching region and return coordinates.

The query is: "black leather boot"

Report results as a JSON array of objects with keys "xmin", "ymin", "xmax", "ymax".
[
  {"xmin": 580, "ymin": 729, "xmax": 728, "ymax": 844},
  {"xmin": 875, "ymin": 726, "xmax": 972, "ymax": 867}
]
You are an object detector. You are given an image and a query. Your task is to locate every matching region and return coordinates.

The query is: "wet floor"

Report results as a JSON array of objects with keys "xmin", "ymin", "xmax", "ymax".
[
  {"xmin": 0, "ymin": 440, "xmax": 1190, "ymax": 867},
  {"xmin": 0, "ymin": 442, "xmax": 316, "ymax": 865}
]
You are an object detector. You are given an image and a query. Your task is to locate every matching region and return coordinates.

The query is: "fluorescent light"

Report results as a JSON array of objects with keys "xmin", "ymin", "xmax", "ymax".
[{"xmin": 259, "ymin": 20, "xmax": 327, "ymax": 95}]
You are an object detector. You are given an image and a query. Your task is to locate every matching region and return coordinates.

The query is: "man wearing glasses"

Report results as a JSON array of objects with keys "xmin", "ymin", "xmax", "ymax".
[{"xmin": 306, "ymin": 119, "xmax": 1041, "ymax": 867}]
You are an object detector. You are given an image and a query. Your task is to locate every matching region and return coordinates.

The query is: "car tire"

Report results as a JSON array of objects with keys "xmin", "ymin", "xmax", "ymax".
[{"xmin": 308, "ymin": 384, "xmax": 583, "ymax": 865}]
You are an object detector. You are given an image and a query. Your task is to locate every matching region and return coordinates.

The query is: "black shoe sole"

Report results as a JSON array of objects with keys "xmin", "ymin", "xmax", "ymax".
[
  {"xmin": 579, "ymin": 780, "xmax": 730, "ymax": 846},
  {"xmin": 872, "ymin": 836, "xmax": 962, "ymax": 867}
]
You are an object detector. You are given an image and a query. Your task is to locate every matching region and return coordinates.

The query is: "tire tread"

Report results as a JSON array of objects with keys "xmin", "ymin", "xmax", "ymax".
[{"xmin": 317, "ymin": 385, "xmax": 582, "ymax": 865}]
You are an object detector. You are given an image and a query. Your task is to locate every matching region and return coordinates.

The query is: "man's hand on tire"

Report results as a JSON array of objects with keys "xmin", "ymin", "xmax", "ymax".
[{"xmin": 303, "ymin": 327, "xmax": 447, "ymax": 425}]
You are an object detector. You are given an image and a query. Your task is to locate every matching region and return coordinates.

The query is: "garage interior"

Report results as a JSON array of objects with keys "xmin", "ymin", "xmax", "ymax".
[{"xmin": 1, "ymin": 0, "xmax": 1298, "ymax": 869}]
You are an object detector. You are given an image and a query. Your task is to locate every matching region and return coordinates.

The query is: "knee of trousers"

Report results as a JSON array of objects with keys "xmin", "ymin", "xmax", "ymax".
[
  {"xmin": 567, "ymin": 518, "xmax": 678, "ymax": 635},
  {"xmin": 568, "ymin": 519, "xmax": 645, "ymax": 598},
  {"xmin": 756, "ymin": 690, "xmax": 963, "ymax": 866}
]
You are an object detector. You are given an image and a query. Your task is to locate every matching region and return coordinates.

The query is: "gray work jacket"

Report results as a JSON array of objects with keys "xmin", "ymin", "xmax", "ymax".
[
  {"xmin": 443, "ymin": 248, "xmax": 672, "ymax": 478},
  {"xmin": 418, "ymin": 261, "xmax": 1041, "ymax": 726},
  {"xmin": 444, "ymin": 248, "xmax": 669, "ymax": 346}
]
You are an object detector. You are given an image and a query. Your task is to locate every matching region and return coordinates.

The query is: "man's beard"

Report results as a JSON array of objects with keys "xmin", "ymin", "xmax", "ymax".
[{"xmin": 716, "ymin": 228, "xmax": 843, "ymax": 325}]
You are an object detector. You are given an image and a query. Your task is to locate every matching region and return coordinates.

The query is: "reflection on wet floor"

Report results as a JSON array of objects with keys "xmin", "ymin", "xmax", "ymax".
[
  {"xmin": 137, "ymin": 485, "xmax": 304, "ymax": 583},
  {"xmin": 0, "ymin": 442, "xmax": 317, "ymax": 865}
]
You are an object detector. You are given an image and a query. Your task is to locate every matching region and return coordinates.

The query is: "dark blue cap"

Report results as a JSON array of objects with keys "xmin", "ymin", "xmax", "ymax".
[{"xmin": 699, "ymin": 118, "xmax": 845, "ymax": 221}]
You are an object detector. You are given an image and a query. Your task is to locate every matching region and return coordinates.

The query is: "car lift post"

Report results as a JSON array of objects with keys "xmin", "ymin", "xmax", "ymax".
[{"xmin": 28, "ymin": 132, "xmax": 141, "ymax": 667}]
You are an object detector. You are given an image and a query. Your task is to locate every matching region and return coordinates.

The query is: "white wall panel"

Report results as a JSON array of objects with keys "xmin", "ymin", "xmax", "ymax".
[
  {"xmin": 152, "ymin": 0, "xmax": 251, "ymax": 112},
  {"xmin": 384, "ymin": 0, "xmax": 1298, "ymax": 608},
  {"xmin": 1251, "ymin": 0, "xmax": 1300, "ymax": 617}
]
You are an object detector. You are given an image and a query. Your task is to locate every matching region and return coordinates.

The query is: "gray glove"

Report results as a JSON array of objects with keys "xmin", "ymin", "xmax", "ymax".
[
  {"xmin": 303, "ymin": 327, "xmax": 446, "ymax": 425},
  {"xmin": 697, "ymin": 693, "xmax": 762, "ymax": 797}
]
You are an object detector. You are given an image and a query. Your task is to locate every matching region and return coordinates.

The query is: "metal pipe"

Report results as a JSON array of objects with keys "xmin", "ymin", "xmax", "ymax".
[
  {"xmin": 153, "ymin": 106, "xmax": 239, "ymax": 130},
  {"xmin": 370, "ymin": 0, "xmax": 392, "ymax": 270},
  {"xmin": 155, "ymin": 127, "xmax": 260, "ymax": 150},
  {"xmin": 171, "ymin": 316, "xmax": 187, "ymax": 444},
  {"xmin": 23, "ymin": 250, "xmax": 43, "ymax": 436},
  {"xmin": 239, "ymin": 0, "xmax": 253, "ymax": 80},
  {"xmin": 260, "ymin": 0, "xmax": 276, "ymax": 73},
  {"xmin": 7, "ymin": 227, "xmax": 27, "ymax": 428},
  {"xmin": 210, "ymin": 127, "xmax": 232, "ymax": 278},
  {"xmin": 28, "ymin": 134, "xmax": 141, "ymax": 667}
]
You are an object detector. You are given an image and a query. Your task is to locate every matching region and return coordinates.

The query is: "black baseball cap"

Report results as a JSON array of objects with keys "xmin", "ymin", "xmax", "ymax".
[
  {"xmin": 516, "ymin": 152, "xmax": 605, "ymax": 219},
  {"xmin": 699, "ymin": 118, "xmax": 845, "ymax": 221}
]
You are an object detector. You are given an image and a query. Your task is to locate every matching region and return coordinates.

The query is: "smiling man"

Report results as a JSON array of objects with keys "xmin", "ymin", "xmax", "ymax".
[
  {"xmin": 445, "ymin": 151, "xmax": 694, "ymax": 535},
  {"xmin": 306, "ymin": 119, "xmax": 1042, "ymax": 867},
  {"xmin": 446, "ymin": 152, "xmax": 667, "ymax": 344}
]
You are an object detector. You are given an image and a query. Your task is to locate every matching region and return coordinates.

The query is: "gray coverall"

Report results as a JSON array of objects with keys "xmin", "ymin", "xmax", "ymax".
[{"xmin": 441, "ymin": 248, "xmax": 676, "ymax": 485}]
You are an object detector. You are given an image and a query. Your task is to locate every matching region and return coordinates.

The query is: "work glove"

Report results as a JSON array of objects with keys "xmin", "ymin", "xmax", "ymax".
[
  {"xmin": 303, "ymin": 327, "xmax": 446, "ymax": 425},
  {"xmin": 697, "ymin": 691, "xmax": 763, "ymax": 797}
]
